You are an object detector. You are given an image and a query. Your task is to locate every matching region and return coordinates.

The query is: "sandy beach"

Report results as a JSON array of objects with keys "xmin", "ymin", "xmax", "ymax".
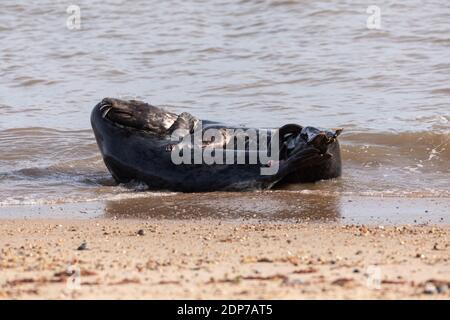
[{"xmin": 1, "ymin": 217, "xmax": 449, "ymax": 299}]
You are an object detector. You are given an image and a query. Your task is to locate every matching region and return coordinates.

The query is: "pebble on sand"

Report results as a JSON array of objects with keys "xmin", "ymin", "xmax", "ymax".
[{"xmin": 77, "ymin": 242, "xmax": 88, "ymax": 251}]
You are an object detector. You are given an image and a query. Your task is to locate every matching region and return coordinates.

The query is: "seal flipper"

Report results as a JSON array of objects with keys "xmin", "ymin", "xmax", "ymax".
[
  {"xmin": 277, "ymin": 124, "xmax": 303, "ymax": 160},
  {"xmin": 167, "ymin": 112, "xmax": 199, "ymax": 135}
]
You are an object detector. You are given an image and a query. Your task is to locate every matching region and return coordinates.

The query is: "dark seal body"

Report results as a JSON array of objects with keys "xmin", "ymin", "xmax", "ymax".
[{"xmin": 91, "ymin": 98, "xmax": 342, "ymax": 192}]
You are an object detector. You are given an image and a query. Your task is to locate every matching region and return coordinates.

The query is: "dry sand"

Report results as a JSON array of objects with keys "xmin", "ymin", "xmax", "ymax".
[{"xmin": 1, "ymin": 218, "xmax": 449, "ymax": 299}]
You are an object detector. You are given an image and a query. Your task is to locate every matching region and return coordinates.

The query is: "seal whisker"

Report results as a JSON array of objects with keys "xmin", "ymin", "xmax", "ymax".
[
  {"xmin": 102, "ymin": 107, "xmax": 113, "ymax": 118},
  {"xmin": 99, "ymin": 101, "xmax": 109, "ymax": 111}
]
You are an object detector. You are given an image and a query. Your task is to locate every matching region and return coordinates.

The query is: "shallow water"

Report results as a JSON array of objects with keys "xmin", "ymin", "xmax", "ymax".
[{"xmin": 0, "ymin": 1, "xmax": 449, "ymax": 212}]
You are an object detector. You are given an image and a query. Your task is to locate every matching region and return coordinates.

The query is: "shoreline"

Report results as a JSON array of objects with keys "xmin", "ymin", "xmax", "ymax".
[
  {"xmin": 0, "ymin": 193, "xmax": 449, "ymax": 224},
  {"xmin": 1, "ymin": 218, "xmax": 449, "ymax": 299}
]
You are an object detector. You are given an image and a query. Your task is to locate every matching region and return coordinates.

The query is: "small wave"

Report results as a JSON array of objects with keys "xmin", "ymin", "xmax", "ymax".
[
  {"xmin": 11, "ymin": 78, "xmax": 56, "ymax": 87},
  {"xmin": 277, "ymin": 189, "xmax": 450, "ymax": 198},
  {"xmin": 101, "ymin": 69, "xmax": 128, "ymax": 77},
  {"xmin": 342, "ymin": 130, "xmax": 450, "ymax": 160},
  {"xmin": 0, "ymin": 127, "xmax": 92, "ymax": 135},
  {"xmin": 49, "ymin": 51, "xmax": 89, "ymax": 59},
  {"xmin": 0, "ymin": 25, "xmax": 12, "ymax": 31},
  {"xmin": 225, "ymin": 31, "xmax": 260, "ymax": 39},
  {"xmin": 430, "ymin": 38, "xmax": 450, "ymax": 46},
  {"xmin": 0, "ymin": 104, "xmax": 13, "ymax": 112},
  {"xmin": 267, "ymin": 0, "xmax": 298, "ymax": 7},
  {"xmin": 0, "ymin": 127, "xmax": 97, "ymax": 164},
  {"xmin": 7, "ymin": 165, "xmax": 111, "ymax": 186},
  {"xmin": 196, "ymin": 47, "xmax": 223, "ymax": 54},
  {"xmin": 141, "ymin": 48, "xmax": 184, "ymax": 55},
  {"xmin": 1, "ymin": 186, "xmax": 447, "ymax": 207},
  {"xmin": 306, "ymin": 9, "xmax": 358, "ymax": 17},
  {"xmin": 0, "ymin": 190, "xmax": 177, "ymax": 207},
  {"xmin": 431, "ymin": 88, "xmax": 450, "ymax": 94},
  {"xmin": 353, "ymin": 31, "xmax": 391, "ymax": 41}
]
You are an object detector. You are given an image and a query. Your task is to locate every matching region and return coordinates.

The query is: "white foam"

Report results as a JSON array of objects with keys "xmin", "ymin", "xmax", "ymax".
[{"xmin": 0, "ymin": 191, "xmax": 177, "ymax": 207}]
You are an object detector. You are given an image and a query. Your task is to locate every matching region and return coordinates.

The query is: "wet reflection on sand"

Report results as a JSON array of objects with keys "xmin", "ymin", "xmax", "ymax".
[
  {"xmin": 102, "ymin": 192, "xmax": 449, "ymax": 225},
  {"xmin": 103, "ymin": 191, "xmax": 341, "ymax": 221}
]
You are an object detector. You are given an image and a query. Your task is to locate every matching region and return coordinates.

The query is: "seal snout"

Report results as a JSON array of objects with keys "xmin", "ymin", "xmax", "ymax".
[
  {"xmin": 95, "ymin": 98, "xmax": 143, "ymax": 129},
  {"xmin": 308, "ymin": 132, "xmax": 333, "ymax": 154},
  {"xmin": 98, "ymin": 98, "xmax": 133, "ymax": 120},
  {"xmin": 94, "ymin": 97, "xmax": 180, "ymax": 134},
  {"xmin": 302, "ymin": 127, "xmax": 342, "ymax": 155},
  {"xmin": 98, "ymin": 98, "xmax": 114, "ymax": 119}
]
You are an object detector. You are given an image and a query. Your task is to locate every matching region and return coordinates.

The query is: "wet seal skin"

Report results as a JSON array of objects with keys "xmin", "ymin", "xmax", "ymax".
[{"xmin": 91, "ymin": 98, "xmax": 342, "ymax": 192}]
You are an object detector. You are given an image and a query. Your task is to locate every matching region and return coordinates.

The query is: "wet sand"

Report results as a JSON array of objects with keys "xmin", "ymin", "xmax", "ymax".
[
  {"xmin": 1, "ymin": 217, "xmax": 450, "ymax": 299},
  {"xmin": 1, "ymin": 192, "xmax": 449, "ymax": 224}
]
